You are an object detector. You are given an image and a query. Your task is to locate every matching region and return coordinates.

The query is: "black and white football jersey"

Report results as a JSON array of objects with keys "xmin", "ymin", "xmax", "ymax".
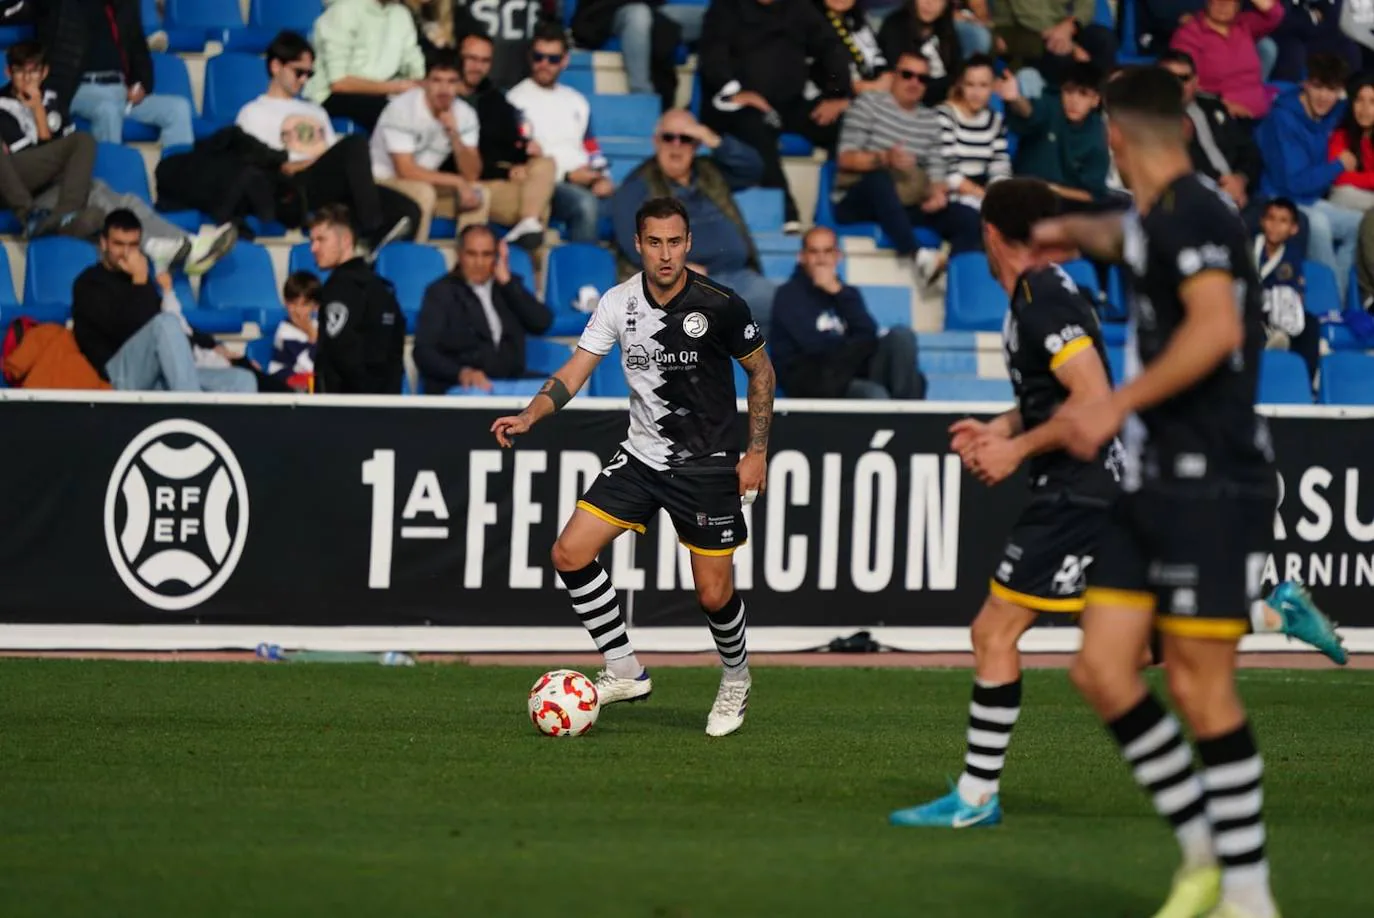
[{"xmin": 577, "ymin": 270, "xmax": 765, "ymax": 470}]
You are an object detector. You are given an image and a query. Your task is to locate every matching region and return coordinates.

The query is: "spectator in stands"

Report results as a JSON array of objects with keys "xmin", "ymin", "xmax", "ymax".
[
  {"xmin": 414, "ymin": 225, "xmax": 551, "ymax": 394},
  {"xmin": 1170, "ymin": 0, "xmax": 1283, "ymax": 122},
  {"xmin": 304, "ymin": 0, "xmax": 427, "ymax": 134},
  {"xmin": 1345, "ymin": 3, "xmax": 1374, "ymax": 71},
  {"xmin": 999, "ymin": 63, "xmax": 1111, "ymax": 211},
  {"xmin": 1254, "ymin": 197, "xmax": 1321, "ymax": 383},
  {"xmin": 611, "ymin": 108, "xmax": 776, "ymax": 330},
  {"xmin": 268, "ymin": 271, "xmax": 320, "ymax": 392},
  {"xmin": 238, "ymin": 31, "xmax": 418, "ymax": 252},
  {"xmin": 990, "ymin": 0, "xmax": 1116, "ymax": 96},
  {"xmin": 1137, "ymin": 0, "xmax": 1200, "ymax": 54},
  {"xmin": 1269, "ymin": 0, "xmax": 1362, "ymax": 84},
  {"xmin": 1355, "ymin": 208, "xmax": 1374, "ymax": 309},
  {"xmin": 772, "ymin": 226, "xmax": 925, "ymax": 398},
  {"xmin": 0, "ymin": 41, "xmax": 236, "ymax": 269},
  {"xmin": 815, "ymin": 0, "xmax": 891, "ymax": 100},
  {"xmin": 71, "ymin": 210, "xmax": 256, "ymax": 393},
  {"xmin": 1159, "ymin": 49, "xmax": 1263, "ymax": 220},
  {"xmin": 935, "ymin": 54, "xmax": 1011, "ymax": 210},
  {"xmin": 369, "ymin": 49, "xmax": 485, "ymax": 242},
  {"xmin": 877, "ymin": 0, "xmax": 961, "ymax": 104},
  {"xmin": 451, "ymin": 0, "xmax": 542, "ymax": 90},
  {"xmin": 39, "ymin": 0, "xmax": 193, "ymax": 149},
  {"xmin": 506, "ymin": 23, "xmax": 614, "ymax": 243},
  {"xmin": 1258, "ymin": 52, "xmax": 1360, "ymax": 299},
  {"xmin": 1329, "ymin": 75, "xmax": 1374, "ymax": 212},
  {"xmin": 833, "ymin": 50, "xmax": 981, "ymax": 287},
  {"xmin": 699, "ymin": 0, "xmax": 852, "ymax": 230},
  {"xmin": 308, "ymin": 204, "xmax": 407, "ymax": 394},
  {"xmin": 571, "ymin": 0, "xmax": 701, "ymax": 111},
  {"xmin": 952, "ymin": 1, "xmax": 996, "ymax": 57},
  {"xmin": 458, "ymin": 32, "xmax": 554, "ymax": 250}
]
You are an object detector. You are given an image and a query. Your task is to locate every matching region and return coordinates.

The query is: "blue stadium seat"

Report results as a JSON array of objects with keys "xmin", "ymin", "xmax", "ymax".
[
  {"xmin": 93, "ymin": 142, "xmax": 152, "ymax": 200},
  {"xmin": 1060, "ymin": 258, "xmax": 1101, "ymax": 294},
  {"xmin": 856, "ymin": 285, "xmax": 911, "ymax": 328},
  {"xmin": 1319, "ymin": 352, "xmax": 1374, "ymax": 404},
  {"xmin": 143, "ymin": 0, "xmax": 206, "ymax": 51},
  {"xmin": 525, "ymin": 338, "xmax": 575, "ymax": 376},
  {"xmin": 1257, "ymin": 349, "xmax": 1312, "ymax": 404},
  {"xmin": 1099, "ymin": 321, "xmax": 1128, "ymax": 346},
  {"xmin": 545, "ymin": 243, "xmax": 615, "ymax": 335},
  {"xmin": 734, "ymin": 187, "xmax": 784, "ymax": 235},
  {"xmin": 450, "ymin": 379, "xmax": 548, "ymax": 397},
  {"xmin": 182, "ymin": 308, "xmax": 242, "ymax": 334},
  {"xmin": 200, "ymin": 242, "xmax": 281, "ymax": 321},
  {"xmin": 508, "ymin": 245, "xmax": 538, "ymax": 294},
  {"xmin": 203, "ymin": 53, "xmax": 269, "ymax": 126},
  {"xmin": 560, "ymin": 69, "xmax": 595, "ymax": 96},
  {"xmin": 251, "ymin": 0, "xmax": 321, "ymax": 29},
  {"xmin": 1303, "ymin": 260, "xmax": 1340, "ymax": 315},
  {"xmin": 1105, "ymin": 345, "xmax": 1125, "ymax": 380},
  {"xmin": 925, "ymin": 376, "xmax": 1014, "ymax": 402},
  {"xmin": 166, "ymin": 0, "xmax": 245, "ymax": 32},
  {"xmin": 376, "ymin": 242, "xmax": 447, "ymax": 319},
  {"xmin": 428, "ymin": 217, "xmax": 459, "ymax": 239},
  {"xmin": 0, "ymin": 246, "xmax": 18, "ymax": 306},
  {"xmin": 0, "ymin": 25, "xmax": 35, "ymax": 49},
  {"xmin": 752, "ymin": 233, "xmax": 801, "ymax": 255},
  {"xmin": 288, "ymin": 242, "xmax": 330, "ymax": 283},
  {"xmin": 1321, "ymin": 320, "xmax": 1364, "ymax": 350},
  {"xmin": 589, "ymin": 346, "xmax": 630, "ymax": 397},
  {"xmin": 919, "ymin": 349, "xmax": 978, "ymax": 375},
  {"xmin": 244, "ymin": 333, "xmax": 275, "ymax": 369},
  {"xmin": 153, "ymin": 54, "xmax": 219, "ymax": 141},
  {"xmin": 778, "ymin": 134, "xmax": 814, "ymax": 157},
  {"xmin": 25, "ymin": 238, "xmax": 98, "ymax": 310},
  {"xmin": 598, "ymin": 136, "xmax": 654, "ymax": 159},
  {"xmin": 945, "ymin": 253, "xmax": 1009, "ymax": 331},
  {"xmin": 607, "ymin": 156, "xmax": 643, "ymax": 186},
  {"xmin": 590, "ymin": 93, "xmax": 659, "ymax": 138},
  {"xmin": 760, "ymin": 252, "xmax": 800, "ymax": 281}
]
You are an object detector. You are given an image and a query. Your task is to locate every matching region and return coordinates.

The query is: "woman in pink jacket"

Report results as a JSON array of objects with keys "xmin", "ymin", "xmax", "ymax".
[{"xmin": 1170, "ymin": 0, "xmax": 1284, "ymax": 121}]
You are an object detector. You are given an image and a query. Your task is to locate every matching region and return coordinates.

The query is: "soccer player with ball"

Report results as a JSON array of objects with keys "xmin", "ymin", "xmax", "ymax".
[{"xmin": 493, "ymin": 196, "xmax": 775, "ymax": 738}]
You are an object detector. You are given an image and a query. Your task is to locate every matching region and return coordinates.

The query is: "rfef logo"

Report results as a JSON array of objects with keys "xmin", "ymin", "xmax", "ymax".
[{"xmin": 103, "ymin": 420, "xmax": 249, "ymax": 610}]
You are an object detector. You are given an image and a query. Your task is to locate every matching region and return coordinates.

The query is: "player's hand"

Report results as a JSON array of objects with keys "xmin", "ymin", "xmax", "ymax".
[
  {"xmin": 968, "ymin": 434, "xmax": 1025, "ymax": 486},
  {"xmin": 491, "ymin": 412, "xmax": 533, "ymax": 447},
  {"xmin": 949, "ymin": 417, "xmax": 991, "ymax": 463},
  {"xmin": 737, "ymin": 452, "xmax": 767, "ymax": 503},
  {"xmin": 1059, "ymin": 396, "xmax": 1126, "ymax": 461}
]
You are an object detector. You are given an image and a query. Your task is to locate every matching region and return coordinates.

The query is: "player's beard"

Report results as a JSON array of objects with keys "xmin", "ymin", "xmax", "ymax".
[{"xmin": 647, "ymin": 262, "xmax": 685, "ymax": 296}]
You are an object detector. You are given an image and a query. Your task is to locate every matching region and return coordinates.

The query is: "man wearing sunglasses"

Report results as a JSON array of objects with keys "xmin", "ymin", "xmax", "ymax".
[
  {"xmin": 302, "ymin": 0, "xmax": 426, "ymax": 135},
  {"xmin": 611, "ymin": 108, "xmax": 777, "ymax": 334},
  {"xmin": 507, "ymin": 23, "xmax": 614, "ymax": 243}
]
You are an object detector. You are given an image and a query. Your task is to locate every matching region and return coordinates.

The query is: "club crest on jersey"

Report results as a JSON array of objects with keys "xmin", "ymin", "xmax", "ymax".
[
  {"xmin": 324, "ymin": 302, "xmax": 349, "ymax": 338},
  {"xmin": 682, "ymin": 312, "xmax": 709, "ymax": 338},
  {"xmin": 744, "ymin": 322, "xmax": 760, "ymax": 340}
]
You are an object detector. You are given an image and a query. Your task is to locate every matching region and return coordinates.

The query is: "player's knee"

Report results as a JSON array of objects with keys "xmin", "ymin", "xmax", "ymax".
[
  {"xmin": 695, "ymin": 579, "xmax": 733, "ymax": 613},
  {"xmin": 550, "ymin": 538, "xmax": 590, "ymax": 572},
  {"xmin": 1069, "ymin": 651, "xmax": 1110, "ymax": 699},
  {"xmin": 970, "ymin": 608, "xmax": 1021, "ymax": 659}
]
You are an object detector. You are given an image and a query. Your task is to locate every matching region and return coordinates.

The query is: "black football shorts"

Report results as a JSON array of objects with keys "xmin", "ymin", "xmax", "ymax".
[{"xmin": 989, "ymin": 491, "xmax": 1112, "ymax": 613}]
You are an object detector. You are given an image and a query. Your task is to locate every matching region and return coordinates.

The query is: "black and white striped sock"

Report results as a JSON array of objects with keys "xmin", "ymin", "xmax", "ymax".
[
  {"xmin": 956, "ymin": 679, "xmax": 1021, "ymax": 804},
  {"xmin": 1108, "ymin": 692, "xmax": 1216, "ymax": 870},
  {"xmin": 1198, "ymin": 723, "xmax": 1276, "ymax": 918},
  {"xmin": 560, "ymin": 561, "xmax": 640, "ymax": 678},
  {"xmin": 705, "ymin": 593, "xmax": 748, "ymax": 679}
]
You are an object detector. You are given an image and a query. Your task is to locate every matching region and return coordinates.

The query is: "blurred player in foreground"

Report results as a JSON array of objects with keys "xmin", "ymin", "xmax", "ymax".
[{"xmin": 491, "ymin": 196, "xmax": 775, "ymax": 737}]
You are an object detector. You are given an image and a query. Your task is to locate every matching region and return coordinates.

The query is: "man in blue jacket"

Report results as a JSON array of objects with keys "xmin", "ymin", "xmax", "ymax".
[
  {"xmin": 611, "ymin": 108, "xmax": 776, "ymax": 333},
  {"xmin": 1257, "ymin": 52, "xmax": 1359, "ymax": 301},
  {"xmin": 771, "ymin": 226, "xmax": 925, "ymax": 399}
]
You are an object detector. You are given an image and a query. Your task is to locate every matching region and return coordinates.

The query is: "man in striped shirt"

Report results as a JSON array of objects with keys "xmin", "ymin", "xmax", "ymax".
[{"xmin": 833, "ymin": 50, "xmax": 982, "ymax": 288}]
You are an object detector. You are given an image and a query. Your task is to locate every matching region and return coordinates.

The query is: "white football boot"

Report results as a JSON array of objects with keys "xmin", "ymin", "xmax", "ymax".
[
  {"xmin": 705, "ymin": 673, "xmax": 751, "ymax": 737},
  {"xmin": 593, "ymin": 668, "xmax": 653, "ymax": 705}
]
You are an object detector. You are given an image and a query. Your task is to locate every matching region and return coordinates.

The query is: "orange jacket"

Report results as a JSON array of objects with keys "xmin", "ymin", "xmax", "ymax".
[{"xmin": 3, "ymin": 323, "xmax": 111, "ymax": 390}]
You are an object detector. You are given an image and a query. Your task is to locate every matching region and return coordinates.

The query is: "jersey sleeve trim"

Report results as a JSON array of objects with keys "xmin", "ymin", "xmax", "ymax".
[
  {"xmin": 1049, "ymin": 335, "xmax": 1094, "ymax": 370},
  {"xmin": 735, "ymin": 341, "xmax": 767, "ymax": 362},
  {"xmin": 576, "ymin": 342, "xmax": 614, "ymax": 357}
]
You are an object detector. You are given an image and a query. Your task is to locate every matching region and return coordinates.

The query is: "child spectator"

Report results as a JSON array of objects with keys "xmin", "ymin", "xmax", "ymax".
[
  {"xmin": 269, "ymin": 272, "xmax": 320, "ymax": 392},
  {"xmin": 935, "ymin": 54, "xmax": 1011, "ymax": 209},
  {"xmin": 999, "ymin": 62, "xmax": 1110, "ymax": 211},
  {"xmin": 1328, "ymin": 75, "xmax": 1374, "ymax": 212},
  {"xmin": 1255, "ymin": 198, "xmax": 1321, "ymax": 382}
]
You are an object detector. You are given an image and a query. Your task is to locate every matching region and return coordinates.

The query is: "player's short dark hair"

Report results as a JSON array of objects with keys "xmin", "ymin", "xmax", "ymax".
[
  {"xmin": 1306, "ymin": 52, "xmax": 1349, "ymax": 89},
  {"xmin": 1061, "ymin": 62, "xmax": 1103, "ymax": 93},
  {"xmin": 1263, "ymin": 197, "xmax": 1300, "ymax": 223},
  {"xmin": 981, "ymin": 178, "xmax": 1060, "ymax": 245},
  {"xmin": 283, "ymin": 271, "xmax": 322, "ymax": 304},
  {"xmin": 266, "ymin": 30, "xmax": 314, "ymax": 76},
  {"xmin": 426, "ymin": 48, "xmax": 461, "ymax": 76},
  {"xmin": 957, "ymin": 53, "xmax": 995, "ymax": 81},
  {"xmin": 1157, "ymin": 49, "xmax": 1195, "ymax": 72},
  {"xmin": 531, "ymin": 22, "xmax": 569, "ymax": 51},
  {"xmin": 307, "ymin": 203, "xmax": 354, "ymax": 235},
  {"xmin": 1104, "ymin": 65, "xmax": 1185, "ymax": 123},
  {"xmin": 102, "ymin": 208, "xmax": 142, "ymax": 237},
  {"xmin": 635, "ymin": 196, "xmax": 691, "ymax": 236},
  {"xmin": 6, "ymin": 40, "xmax": 45, "ymax": 71}
]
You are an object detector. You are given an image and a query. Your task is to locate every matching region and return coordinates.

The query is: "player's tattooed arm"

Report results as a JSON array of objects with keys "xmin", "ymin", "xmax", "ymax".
[
  {"xmin": 492, "ymin": 349, "xmax": 601, "ymax": 447},
  {"xmin": 536, "ymin": 376, "xmax": 572, "ymax": 411},
  {"xmin": 740, "ymin": 349, "xmax": 775, "ymax": 455}
]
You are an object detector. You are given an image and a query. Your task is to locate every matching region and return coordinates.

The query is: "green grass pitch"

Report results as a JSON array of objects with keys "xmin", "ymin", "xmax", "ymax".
[{"xmin": 1, "ymin": 660, "xmax": 1370, "ymax": 917}]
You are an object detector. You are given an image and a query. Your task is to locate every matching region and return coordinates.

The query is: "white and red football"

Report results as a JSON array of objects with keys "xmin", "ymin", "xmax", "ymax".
[{"xmin": 528, "ymin": 669, "xmax": 600, "ymax": 737}]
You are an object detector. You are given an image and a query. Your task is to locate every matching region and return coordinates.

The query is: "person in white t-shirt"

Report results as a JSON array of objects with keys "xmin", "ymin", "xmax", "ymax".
[
  {"xmin": 505, "ymin": 23, "xmax": 614, "ymax": 242},
  {"xmin": 236, "ymin": 30, "xmax": 418, "ymax": 252},
  {"xmin": 370, "ymin": 50, "xmax": 486, "ymax": 242}
]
